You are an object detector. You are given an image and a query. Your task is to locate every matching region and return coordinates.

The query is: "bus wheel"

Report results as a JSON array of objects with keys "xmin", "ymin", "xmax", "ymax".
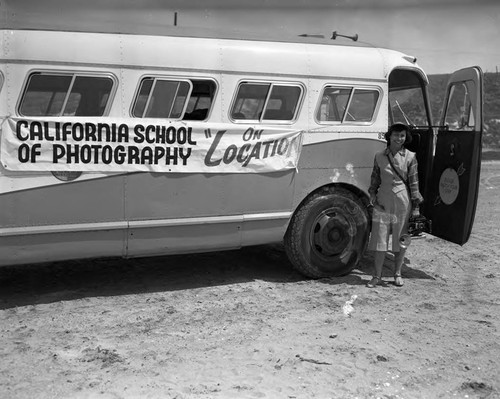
[{"xmin": 284, "ymin": 186, "xmax": 369, "ymax": 278}]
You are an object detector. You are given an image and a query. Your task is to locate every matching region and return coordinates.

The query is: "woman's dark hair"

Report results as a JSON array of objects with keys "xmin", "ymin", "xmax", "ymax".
[{"xmin": 384, "ymin": 123, "xmax": 412, "ymax": 147}]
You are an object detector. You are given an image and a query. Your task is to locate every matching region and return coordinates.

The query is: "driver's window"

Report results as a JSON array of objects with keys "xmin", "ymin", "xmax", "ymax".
[{"xmin": 444, "ymin": 81, "xmax": 475, "ymax": 130}]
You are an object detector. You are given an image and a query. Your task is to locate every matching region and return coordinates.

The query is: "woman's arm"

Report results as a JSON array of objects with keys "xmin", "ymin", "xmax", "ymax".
[{"xmin": 408, "ymin": 154, "xmax": 424, "ymax": 206}]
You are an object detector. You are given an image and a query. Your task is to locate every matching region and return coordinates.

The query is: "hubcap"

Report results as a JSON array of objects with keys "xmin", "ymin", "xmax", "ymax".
[{"xmin": 310, "ymin": 208, "xmax": 354, "ymax": 258}]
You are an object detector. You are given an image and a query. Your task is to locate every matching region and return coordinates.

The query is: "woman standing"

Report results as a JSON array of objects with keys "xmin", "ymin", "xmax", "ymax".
[{"xmin": 367, "ymin": 123, "xmax": 423, "ymax": 287}]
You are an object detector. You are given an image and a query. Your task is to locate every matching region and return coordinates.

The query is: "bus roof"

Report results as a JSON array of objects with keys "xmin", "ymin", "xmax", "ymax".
[{"xmin": 0, "ymin": 26, "xmax": 427, "ymax": 83}]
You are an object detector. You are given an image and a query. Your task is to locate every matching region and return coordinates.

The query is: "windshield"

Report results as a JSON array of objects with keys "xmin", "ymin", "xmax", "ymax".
[{"xmin": 389, "ymin": 69, "xmax": 430, "ymax": 127}]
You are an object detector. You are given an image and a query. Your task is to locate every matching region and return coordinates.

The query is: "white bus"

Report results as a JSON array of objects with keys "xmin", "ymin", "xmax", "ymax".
[{"xmin": 0, "ymin": 25, "xmax": 483, "ymax": 277}]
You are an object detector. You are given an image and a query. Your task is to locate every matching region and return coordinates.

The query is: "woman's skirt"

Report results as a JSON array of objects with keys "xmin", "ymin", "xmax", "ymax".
[{"xmin": 368, "ymin": 188, "xmax": 411, "ymax": 252}]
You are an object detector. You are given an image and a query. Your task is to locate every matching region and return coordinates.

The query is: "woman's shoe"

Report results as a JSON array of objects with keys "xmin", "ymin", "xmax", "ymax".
[
  {"xmin": 367, "ymin": 276, "xmax": 382, "ymax": 288},
  {"xmin": 394, "ymin": 274, "xmax": 404, "ymax": 287}
]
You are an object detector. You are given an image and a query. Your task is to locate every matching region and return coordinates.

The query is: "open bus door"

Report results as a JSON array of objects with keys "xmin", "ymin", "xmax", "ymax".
[{"xmin": 424, "ymin": 67, "xmax": 483, "ymax": 245}]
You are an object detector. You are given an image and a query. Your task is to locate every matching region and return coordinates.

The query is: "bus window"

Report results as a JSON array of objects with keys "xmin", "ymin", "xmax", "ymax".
[
  {"xmin": 317, "ymin": 87, "xmax": 351, "ymax": 122},
  {"xmin": 132, "ymin": 78, "xmax": 216, "ymax": 120},
  {"xmin": 262, "ymin": 85, "xmax": 302, "ymax": 121},
  {"xmin": 132, "ymin": 78, "xmax": 192, "ymax": 119},
  {"xmin": 183, "ymin": 80, "xmax": 217, "ymax": 121},
  {"xmin": 231, "ymin": 83, "xmax": 269, "ymax": 120},
  {"xmin": 444, "ymin": 81, "xmax": 475, "ymax": 130},
  {"xmin": 316, "ymin": 86, "xmax": 379, "ymax": 124},
  {"xmin": 231, "ymin": 82, "xmax": 303, "ymax": 122},
  {"xmin": 19, "ymin": 73, "xmax": 114, "ymax": 116},
  {"xmin": 389, "ymin": 69, "xmax": 428, "ymax": 127},
  {"xmin": 345, "ymin": 89, "xmax": 380, "ymax": 122}
]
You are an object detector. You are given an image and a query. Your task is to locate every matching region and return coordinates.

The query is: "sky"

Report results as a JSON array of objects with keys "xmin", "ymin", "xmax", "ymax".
[{"xmin": 2, "ymin": 0, "xmax": 500, "ymax": 75}]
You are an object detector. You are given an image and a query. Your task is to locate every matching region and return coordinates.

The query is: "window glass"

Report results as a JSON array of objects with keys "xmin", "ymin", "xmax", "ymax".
[
  {"xmin": 231, "ymin": 83, "xmax": 269, "ymax": 120},
  {"xmin": 263, "ymin": 85, "xmax": 301, "ymax": 120},
  {"xmin": 444, "ymin": 81, "xmax": 475, "ymax": 130},
  {"xmin": 20, "ymin": 74, "xmax": 72, "ymax": 116},
  {"xmin": 19, "ymin": 73, "xmax": 114, "ymax": 116},
  {"xmin": 231, "ymin": 82, "xmax": 302, "ymax": 121},
  {"xmin": 133, "ymin": 78, "xmax": 215, "ymax": 120},
  {"xmin": 345, "ymin": 89, "xmax": 379, "ymax": 122},
  {"xmin": 317, "ymin": 87, "xmax": 351, "ymax": 122},
  {"xmin": 183, "ymin": 80, "xmax": 217, "ymax": 121},
  {"xmin": 389, "ymin": 69, "xmax": 429, "ymax": 127},
  {"xmin": 67, "ymin": 76, "xmax": 113, "ymax": 116},
  {"xmin": 389, "ymin": 87, "xmax": 427, "ymax": 126},
  {"xmin": 170, "ymin": 81, "xmax": 190, "ymax": 119},
  {"xmin": 142, "ymin": 80, "xmax": 189, "ymax": 118},
  {"xmin": 317, "ymin": 86, "xmax": 379, "ymax": 123},
  {"xmin": 132, "ymin": 78, "xmax": 154, "ymax": 117}
]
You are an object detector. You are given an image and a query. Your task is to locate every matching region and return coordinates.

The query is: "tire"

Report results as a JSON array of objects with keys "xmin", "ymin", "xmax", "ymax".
[{"xmin": 284, "ymin": 186, "xmax": 370, "ymax": 278}]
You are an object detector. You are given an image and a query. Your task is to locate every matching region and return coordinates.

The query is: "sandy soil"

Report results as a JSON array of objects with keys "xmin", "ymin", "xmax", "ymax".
[{"xmin": 1, "ymin": 163, "xmax": 500, "ymax": 399}]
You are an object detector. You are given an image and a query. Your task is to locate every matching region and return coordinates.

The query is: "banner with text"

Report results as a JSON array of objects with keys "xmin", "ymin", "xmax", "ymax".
[{"xmin": 1, "ymin": 117, "xmax": 303, "ymax": 173}]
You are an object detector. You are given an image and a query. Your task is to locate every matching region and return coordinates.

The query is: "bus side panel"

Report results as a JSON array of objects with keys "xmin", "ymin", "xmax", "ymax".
[
  {"xmin": 0, "ymin": 230, "xmax": 127, "ymax": 266},
  {"xmin": 235, "ymin": 171, "xmax": 296, "ymax": 246},
  {"xmin": 125, "ymin": 171, "xmax": 295, "ymax": 256},
  {"xmin": 125, "ymin": 172, "xmax": 241, "ymax": 256},
  {"xmin": 0, "ymin": 175, "xmax": 125, "ymax": 227},
  {"xmin": 292, "ymin": 137, "xmax": 384, "ymax": 208},
  {"xmin": 126, "ymin": 223, "xmax": 241, "ymax": 258},
  {"xmin": 0, "ymin": 174, "xmax": 126, "ymax": 265}
]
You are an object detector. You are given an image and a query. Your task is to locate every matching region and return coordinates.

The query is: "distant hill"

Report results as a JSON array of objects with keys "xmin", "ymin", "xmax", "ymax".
[{"xmin": 428, "ymin": 72, "xmax": 500, "ymax": 149}]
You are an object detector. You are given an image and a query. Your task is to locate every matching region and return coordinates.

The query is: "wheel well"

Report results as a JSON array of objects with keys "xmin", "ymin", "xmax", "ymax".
[
  {"xmin": 335, "ymin": 183, "xmax": 371, "ymax": 208},
  {"xmin": 298, "ymin": 182, "xmax": 370, "ymax": 211},
  {"xmin": 287, "ymin": 183, "xmax": 371, "ymax": 232}
]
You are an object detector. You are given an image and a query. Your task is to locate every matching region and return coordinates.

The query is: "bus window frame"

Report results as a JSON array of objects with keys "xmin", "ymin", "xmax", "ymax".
[
  {"xmin": 314, "ymin": 84, "xmax": 382, "ymax": 126},
  {"xmin": 230, "ymin": 80, "xmax": 305, "ymax": 124},
  {"xmin": 17, "ymin": 70, "xmax": 118, "ymax": 117}
]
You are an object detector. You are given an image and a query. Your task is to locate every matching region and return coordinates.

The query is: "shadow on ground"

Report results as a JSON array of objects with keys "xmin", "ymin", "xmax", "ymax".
[
  {"xmin": 316, "ymin": 249, "xmax": 436, "ymax": 288},
  {"xmin": 0, "ymin": 244, "xmax": 437, "ymax": 309},
  {"xmin": 0, "ymin": 244, "xmax": 304, "ymax": 309}
]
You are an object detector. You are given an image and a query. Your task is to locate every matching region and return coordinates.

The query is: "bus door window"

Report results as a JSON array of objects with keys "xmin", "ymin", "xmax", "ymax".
[
  {"xmin": 444, "ymin": 82, "xmax": 475, "ymax": 130},
  {"xmin": 19, "ymin": 72, "xmax": 115, "ymax": 116}
]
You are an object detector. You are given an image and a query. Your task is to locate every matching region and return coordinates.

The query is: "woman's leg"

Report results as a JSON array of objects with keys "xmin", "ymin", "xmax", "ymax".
[
  {"xmin": 374, "ymin": 251, "xmax": 385, "ymax": 277},
  {"xmin": 394, "ymin": 248, "xmax": 406, "ymax": 286},
  {"xmin": 367, "ymin": 251, "xmax": 386, "ymax": 287},
  {"xmin": 393, "ymin": 190, "xmax": 410, "ymax": 287}
]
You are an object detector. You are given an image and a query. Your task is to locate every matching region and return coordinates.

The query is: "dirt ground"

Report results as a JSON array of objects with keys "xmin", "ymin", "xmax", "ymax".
[{"xmin": 1, "ymin": 163, "xmax": 500, "ymax": 399}]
